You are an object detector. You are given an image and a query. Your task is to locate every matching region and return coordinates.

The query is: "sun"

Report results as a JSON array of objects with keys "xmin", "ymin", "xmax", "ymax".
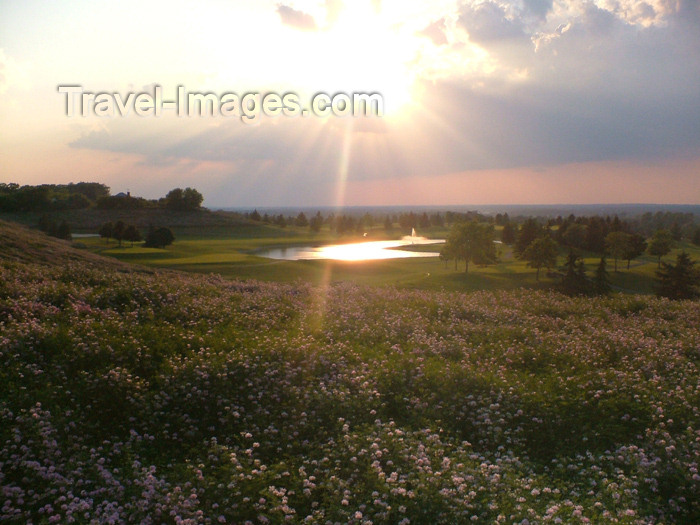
[{"xmin": 301, "ymin": 3, "xmax": 419, "ymax": 117}]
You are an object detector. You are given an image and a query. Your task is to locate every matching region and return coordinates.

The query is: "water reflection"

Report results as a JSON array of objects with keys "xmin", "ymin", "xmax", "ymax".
[{"xmin": 259, "ymin": 238, "xmax": 443, "ymax": 261}]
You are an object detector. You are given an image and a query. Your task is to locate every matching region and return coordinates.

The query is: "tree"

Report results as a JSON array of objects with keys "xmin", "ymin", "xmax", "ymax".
[
  {"xmin": 56, "ymin": 220, "xmax": 72, "ymax": 241},
  {"xmin": 113, "ymin": 220, "xmax": 126, "ymax": 247},
  {"xmin": 383, "ymin": 216, "xmax": 393, "ymax": 232},
  {"xmin": 443, "ymin": 221, "xmax": 496, "ymax": 274},
  {"xmin": 249, "ymin": 209, "xmax": 261, "ymax": 222},
  {"xmin": 561, "ymin": 223, "xmax": 588, "ymax": 251},
  {"xmin": 439, "ymin": 244, "xmax": 454, "ymax": 269},
  {"xmin": 38, "ymin": 214, "xmax": 52, "ymax": 232},
  {"xmin": 123, "ymin": 225, "xmax": 142, "ymax": 247},
  {"xmin": 585, "ymin": 217, "xmax": 607, "ymax": 253},
  {"xmin": 501, "ymin": 222, "xmax": 516, "ymax": 244},
  {"xmin": 623, "ymin": 233, "xmax": 647, "ymax": 270},
  {"xmin": 648, "ymin": 229, "xmax": 674, "ymax": 268},
  {"xmin": 165, "ymin": 187, "xmax": 203, "ymax": 211},
  {"xmin": 144, "ymin": 227, "xmax": 175, "ymax": 248},
  {"xmin": 605, "ymin": 231, "xmax": 631, "ymax": 272},
  {"xmin": 514, "ymin": 218, "xmax": 542, "ymax": 256},
  {"xmin": 310, "ymin": 212, "xmax": 323, "ymax": 233},
  {"xmin": 656, "ymin": 252, "xmax": 699, "ymax": 300},
  {"xmin": 560, "ymin": 250, "xmax": 590, "ymax": 296},
  {"xmin": 670, "ymin": 221, "xmax": 682, "ymax": 241},
  {"xmin": 182, "ymin": 187, "xmax": 203, "ymax": 210},
  {"xmin": 594, "ymin": 257, "xmax": 612, "ymax": 295},
  {"xmin": 692, "ymin": 227, "xmax": 700, "ymax": 247},
  {"xmin": 522, "ymin": 236, "xmax": 558, "ymax": 281},
  {"xmin": 294, "ymin": 212, "xmax": 308, "ymax": 227},
  {"xmin": 99, "ymin": 222, "xmax": 114, "ymax": 243}
]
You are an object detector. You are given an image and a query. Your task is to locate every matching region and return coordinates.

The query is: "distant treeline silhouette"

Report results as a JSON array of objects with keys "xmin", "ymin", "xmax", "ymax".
[{"xmin": 0, "ymin": 183, "xmax": 203, "ymax": 213}]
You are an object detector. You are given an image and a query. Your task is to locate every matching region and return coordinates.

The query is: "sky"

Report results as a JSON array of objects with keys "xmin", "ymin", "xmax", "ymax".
[{"xmin": 1, "ymin": 0, "xmax": 699, "ymax": 207}]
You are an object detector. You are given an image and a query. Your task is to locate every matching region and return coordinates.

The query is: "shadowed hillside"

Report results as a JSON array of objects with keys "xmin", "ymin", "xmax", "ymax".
[{"xmin": 0, "ymin": 219, "xmax": 137, "ymax": 270}]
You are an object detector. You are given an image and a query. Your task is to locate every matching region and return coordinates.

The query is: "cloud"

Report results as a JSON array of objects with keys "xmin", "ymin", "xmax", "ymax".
[
  {"xmin": 522, "ymin": 0, "xmax": 553, "ymax": 22},
  {"xmin": 458, "ymin": 1, "xmax": 527, "ymax": 44},
  {"xmin": 276, "ymin": 5, "xmax": 317, "ymax": 31},
  {"xmin": 418, "ymin": 18, "xmax": 448, "ymax": 46},
  {"xmin": 67, "ymin": 0, "xmax": 700, "ymax": 192}
]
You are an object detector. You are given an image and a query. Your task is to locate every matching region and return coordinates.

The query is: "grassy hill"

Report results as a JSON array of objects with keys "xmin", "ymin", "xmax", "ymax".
[
  {"xmin": 1, "ymin": 219, "xmax": 699, "ymax": 522},
  {"xmin": 0, "ymin": 219, "xmax": 135, "ymax": 269}
]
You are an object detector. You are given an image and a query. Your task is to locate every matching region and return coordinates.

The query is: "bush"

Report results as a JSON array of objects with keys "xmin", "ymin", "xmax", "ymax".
[{"xmin": 144, "ymin": 226, "xmax": 175, "ymax": 248}]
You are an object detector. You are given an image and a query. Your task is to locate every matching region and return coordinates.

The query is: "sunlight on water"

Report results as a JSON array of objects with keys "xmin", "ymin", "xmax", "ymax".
[{"xmin": 260, "ymin": 238, "xmax": 443, "ymax": 261}]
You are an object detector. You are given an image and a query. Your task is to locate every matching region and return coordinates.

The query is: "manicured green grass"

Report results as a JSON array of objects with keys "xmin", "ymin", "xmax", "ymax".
[{"xmin": 81, "ymin": 224, "xmax": 700, "ymax": 294}]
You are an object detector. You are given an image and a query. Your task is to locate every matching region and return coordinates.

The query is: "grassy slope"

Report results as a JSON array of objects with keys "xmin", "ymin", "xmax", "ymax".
[
  {"xmin": 1, "ymin": 219, "xmax": 699, "ymax": 523},
  {"xmin": 0, "ymin": 218, "xmax": 134, "ymax": 269}
]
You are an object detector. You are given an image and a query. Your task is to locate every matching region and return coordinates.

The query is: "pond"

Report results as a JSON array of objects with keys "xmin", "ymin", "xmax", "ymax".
[{"xmin": 259, "ymin": 237, "xmax": 444, "ymax": 261}]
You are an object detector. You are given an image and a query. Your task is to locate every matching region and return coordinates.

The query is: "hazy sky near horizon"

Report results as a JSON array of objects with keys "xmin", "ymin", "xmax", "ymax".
[{"xmin": 1, "ymin": 0, "xmax": 699, "ymax": 207}]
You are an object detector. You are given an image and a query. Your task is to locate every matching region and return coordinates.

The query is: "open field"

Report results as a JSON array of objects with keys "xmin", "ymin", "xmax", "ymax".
[{"xmin": 1, "ymin": 220, "xmax": 699, "ymax": 523}]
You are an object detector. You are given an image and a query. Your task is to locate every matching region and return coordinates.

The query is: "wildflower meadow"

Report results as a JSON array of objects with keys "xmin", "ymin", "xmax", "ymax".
[{"xmin": 1, "ymin": 251, "xmax": 699, "ymax": 523}]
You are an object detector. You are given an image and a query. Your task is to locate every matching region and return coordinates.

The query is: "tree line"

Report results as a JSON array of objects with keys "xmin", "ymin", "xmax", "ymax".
[
  {"xmin": 440, "ymin": 216, "xmax": 699, "ymax": 299},
  {"xmin": 0, "ymin": 183, "xmax": 203, "ymax": 213},
  {"xmin": 242, "ymin": 209, "xmax": 488, "ymax": 234},
  {"xmin": 98, "ymin": 221, "xmax": 175, "ymax": 249}
]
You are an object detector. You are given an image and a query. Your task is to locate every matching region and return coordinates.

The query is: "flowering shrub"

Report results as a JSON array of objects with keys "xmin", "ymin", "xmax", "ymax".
[{"xmin": 1, "ymin": 259, "xmax": 699, "ymax": 523}]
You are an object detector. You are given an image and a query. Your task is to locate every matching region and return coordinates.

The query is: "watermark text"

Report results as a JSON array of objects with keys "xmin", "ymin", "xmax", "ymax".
[{"xmin": 57, "ymin": 85, "xmax": 383, "ymax": 122}]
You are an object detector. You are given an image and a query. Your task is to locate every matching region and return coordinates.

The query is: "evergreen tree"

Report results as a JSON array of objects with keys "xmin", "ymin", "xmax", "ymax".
[
  {"xmin": 594, "ymin": 257, "xmax": 611, "ymax": 295},
  {"xmin": 560, "ymin": 250, "xmax": 590, "ymax": 296},
  {"xmin": 310, "ymin": 212, "xmax": 323, "ymax": 233},
  {"xmin": 383, "ymin": 216, "xmax": 393, "ymax": 232},
  {"xmin": 294, "ymin": 212, "xmax": 308, "ymax": 227},
  {"xmin": 514, "ymin": 218, "xmax": 542, "ymax": 256},
  {"xmin": 656, "ymin": 252, "xmax": 700, "ymax": 300},
  {"xmin": 501, "ymin": 222, "xmax": 516, "ymax": 244}
]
